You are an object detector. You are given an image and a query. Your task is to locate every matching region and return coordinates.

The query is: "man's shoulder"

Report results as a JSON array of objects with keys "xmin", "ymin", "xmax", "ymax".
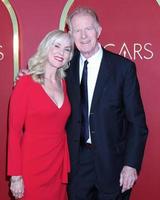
[
  {"xmin": 67, "ymin": 49, "xmax": 80, "ymax": 73},
  {"xmin": 72, "ymin": 48, "xmax": 80, "ymax": 60},
  {"xmin": 102, "ymin": 48, "xmax": 136, "ymax": 75},
  {"xmin": 102, "ymin": 48, "xmax": 134, "ymax": 65}
]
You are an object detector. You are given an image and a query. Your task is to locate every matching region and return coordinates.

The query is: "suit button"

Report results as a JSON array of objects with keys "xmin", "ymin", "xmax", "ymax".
[
  {"xmin": 90, "ymin": 112, "xmax": 94, "ymax": 115},
  {"xmin": 91, "ymin": 131, "xmax": 95, "ymax": 134}
]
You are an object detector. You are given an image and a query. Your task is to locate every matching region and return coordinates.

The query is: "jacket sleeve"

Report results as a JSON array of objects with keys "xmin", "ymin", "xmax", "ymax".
[{"xmin": 123, "ymin": 62, "xmax": 148, "ymax": 172}]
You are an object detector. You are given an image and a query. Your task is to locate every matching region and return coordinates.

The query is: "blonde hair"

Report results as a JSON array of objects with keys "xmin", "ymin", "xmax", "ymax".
[
  {"xmin": 28, "ymin": 30, "xmax": 74, "ymax": 84},
  {"xmin": 66, "ymin": 7, "xmax": 100, "ymax": 31}
]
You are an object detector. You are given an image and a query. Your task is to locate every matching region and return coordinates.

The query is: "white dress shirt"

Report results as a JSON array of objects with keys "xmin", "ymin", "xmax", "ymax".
[{"xmin": 79, "ymin": 43, "xmax": 103, "ymax": 143}]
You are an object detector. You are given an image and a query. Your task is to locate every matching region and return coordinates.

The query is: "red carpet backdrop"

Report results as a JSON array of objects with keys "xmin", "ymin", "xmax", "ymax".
[
  {"xmin": 0, "ymin": 1, "xmax": 15, "ymax": 199},
  {"xmin": 0, "ymin": 0, "xmax": 160, "ymax": 199}
]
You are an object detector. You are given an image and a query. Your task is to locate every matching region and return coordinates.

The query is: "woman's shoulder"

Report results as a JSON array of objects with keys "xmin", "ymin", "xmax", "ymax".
[
  {"xmin": 14, "ymin": 75, "xmax": 34, "ymax": 90},
  {"xmin": 17, "ymin": 75, "xmax": 33, "ymax": 84}
]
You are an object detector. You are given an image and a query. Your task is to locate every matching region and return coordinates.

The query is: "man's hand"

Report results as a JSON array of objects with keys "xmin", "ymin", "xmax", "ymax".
[
  {"xmin": 120, "ymin": 166, "xmax": 138, "ymax": 193},
  {"xmin": 14, "ymin": 69, "xmax": 29, "ymax": 85}
]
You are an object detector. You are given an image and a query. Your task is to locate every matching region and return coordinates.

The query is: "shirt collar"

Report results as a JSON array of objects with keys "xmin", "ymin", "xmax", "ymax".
[{"xmin": 80, "ymin": 43, "xmax": 103, "ymax": 65}]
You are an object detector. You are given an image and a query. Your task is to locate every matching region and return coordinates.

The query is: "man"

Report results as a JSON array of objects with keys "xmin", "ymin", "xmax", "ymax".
[{"xmin": 65, "ymin": 7, "xmax": 148, "ymax": 200}]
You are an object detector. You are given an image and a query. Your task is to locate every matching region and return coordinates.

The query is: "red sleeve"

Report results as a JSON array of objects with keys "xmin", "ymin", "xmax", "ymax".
[{"xmin": 8, "ymin": 76, "xmax": 30, "ymax": 176}]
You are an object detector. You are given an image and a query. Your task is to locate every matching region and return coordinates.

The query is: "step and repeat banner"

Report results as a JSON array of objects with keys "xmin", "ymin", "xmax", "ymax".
[{"xmin": 0, "ymin": 0, "xmax": 160, "ymax": 199}]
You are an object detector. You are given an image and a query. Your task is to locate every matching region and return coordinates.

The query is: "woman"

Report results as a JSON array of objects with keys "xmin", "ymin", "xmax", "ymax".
[{"xmin": 8, "ymin": 30, "xmax": 74, "ymax": 200}]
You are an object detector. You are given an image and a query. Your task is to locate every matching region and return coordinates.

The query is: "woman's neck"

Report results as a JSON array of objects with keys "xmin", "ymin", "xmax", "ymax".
[{"xmin": 44, "ymin": 65, "xmax": 58, "ymax": 81}]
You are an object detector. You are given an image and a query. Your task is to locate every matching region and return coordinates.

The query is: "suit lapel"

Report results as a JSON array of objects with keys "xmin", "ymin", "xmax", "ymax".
[{"xmin": 90, "ymin": 50, "xmax": 113, "ymax": 111}]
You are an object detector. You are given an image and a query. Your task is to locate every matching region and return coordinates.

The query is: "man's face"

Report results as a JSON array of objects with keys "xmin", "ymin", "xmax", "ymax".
[{"xmin": 70, "ymin": 14, "xmax": 102, "ymax": 58}]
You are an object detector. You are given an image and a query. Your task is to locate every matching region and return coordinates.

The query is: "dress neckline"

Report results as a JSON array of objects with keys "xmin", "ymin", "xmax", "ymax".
[{"xmin": 40, "ymin": 80, "xmax": 65, "ymax": 109}]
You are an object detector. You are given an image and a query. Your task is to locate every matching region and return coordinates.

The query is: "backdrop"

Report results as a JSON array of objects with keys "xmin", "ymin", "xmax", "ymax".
[{"xmin": 0, "ymin": 0, "xmax": 160, "ymax": 199}]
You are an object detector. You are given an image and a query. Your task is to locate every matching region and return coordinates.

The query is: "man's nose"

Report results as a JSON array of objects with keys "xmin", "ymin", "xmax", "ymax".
[{"xmin": 81, "ymin": 30, "xmax": 87, "ymax": 39}]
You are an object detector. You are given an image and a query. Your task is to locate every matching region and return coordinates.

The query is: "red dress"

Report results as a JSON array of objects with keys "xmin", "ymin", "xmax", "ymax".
[{"xmin": 8, "ymin": 75, "xmax": 71, "ymax": 200}]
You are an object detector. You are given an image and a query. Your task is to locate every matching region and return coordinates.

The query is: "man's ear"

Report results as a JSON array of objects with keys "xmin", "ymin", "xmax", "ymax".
[{"xmin": 97, "ymin": 25, "xmax": 102, "ymax": 38}]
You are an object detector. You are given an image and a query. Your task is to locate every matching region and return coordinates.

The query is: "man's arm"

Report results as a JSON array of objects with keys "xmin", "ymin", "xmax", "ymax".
[{"xmin": 120, "ymin": 61, "xmax": 148, "ymax": 192}]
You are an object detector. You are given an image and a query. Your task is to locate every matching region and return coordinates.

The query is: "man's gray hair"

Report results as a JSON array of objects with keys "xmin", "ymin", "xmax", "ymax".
[{"xmin": 66, "ymin": 7, "xmax": 100, "ymax": 31}]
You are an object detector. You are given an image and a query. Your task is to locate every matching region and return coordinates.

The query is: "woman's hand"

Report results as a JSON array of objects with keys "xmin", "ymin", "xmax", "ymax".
[{"xmin": 10, "ymin": 176, "xmax": 24, "ymax": 199}]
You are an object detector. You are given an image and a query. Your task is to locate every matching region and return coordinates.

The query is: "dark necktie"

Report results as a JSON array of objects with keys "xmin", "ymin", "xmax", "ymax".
[{"xmin": 80, "ymin": 60, "xmax": 89, "ymax": 143}]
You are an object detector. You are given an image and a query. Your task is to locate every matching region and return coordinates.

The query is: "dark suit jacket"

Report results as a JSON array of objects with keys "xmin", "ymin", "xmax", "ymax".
[{"xmin": 66, "ymin": 48, "xmax": 148, "ymax": 193}]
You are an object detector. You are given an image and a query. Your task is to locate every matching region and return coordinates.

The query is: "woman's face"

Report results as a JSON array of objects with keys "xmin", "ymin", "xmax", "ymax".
[{"xmin": 47, "ymin": 38, "xmax": 72, "ymax": 68}]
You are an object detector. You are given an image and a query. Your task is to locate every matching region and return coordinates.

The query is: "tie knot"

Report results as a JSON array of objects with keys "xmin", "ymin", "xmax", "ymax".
[{"xmin": 84, "ymin": 60, "xmax": 88, "ymax": 66}]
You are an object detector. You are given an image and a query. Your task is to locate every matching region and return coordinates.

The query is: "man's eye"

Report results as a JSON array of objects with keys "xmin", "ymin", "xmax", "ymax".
[
  {"xmin": 73, "ymin": 29, "xmax": 80, "ymax": 33},
  {"xmin": 86, "ymin": 27, "xmax": 93, "ymax": 30},
  {"xmin": 54, "ymin": 44, "xmax": 60, "ymax": 48}
]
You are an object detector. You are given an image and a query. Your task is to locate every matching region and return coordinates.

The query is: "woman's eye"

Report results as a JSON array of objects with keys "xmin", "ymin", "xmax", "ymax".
[{"xmin": 65, "ymin": 48, "xmax": 71, "ymax": 52}]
